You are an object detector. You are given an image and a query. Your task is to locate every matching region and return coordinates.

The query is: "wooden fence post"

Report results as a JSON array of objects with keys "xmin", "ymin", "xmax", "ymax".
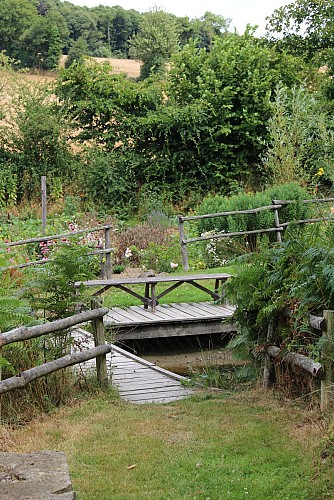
[
  {"xmin": 104, "ymin": 227, "xmax": 112, "ymax": 279},
  {"xmin": 321, "ymin": 310, "xmax": 334, "ymax": 412},
  {"xmin": 41, "ymin": 176, "xmax": 47, "ymax": 235},
  {"xmin": 178, "ymin": 216, "xmax": 189, "ymax": 271},
  {"xmin": 0, "ymin": 346, "xmax": 2, "ymax": 423},
  {"xmin": 91, "ymin": 299, "xmax": 109, "ymax": 387},
  {"xmin": 272, "ymin": 200, "xmax": 282, "ymax": 243}
]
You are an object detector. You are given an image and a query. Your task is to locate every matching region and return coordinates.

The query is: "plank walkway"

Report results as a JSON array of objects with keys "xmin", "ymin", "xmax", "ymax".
[
  {"xmin": 73, "ymin": 328, "xmax": 194, "ymax": 404},
  {"xmin": 103, "ymin": 302, "xmax": 236, "ymax": 341},
  {"xmin": 105, "ymin": 301, "xmax": 235, "ymax": 325}
]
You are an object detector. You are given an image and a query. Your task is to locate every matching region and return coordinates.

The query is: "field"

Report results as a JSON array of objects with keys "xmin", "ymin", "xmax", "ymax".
[{"xmin": 60, "ymin": 55, "xmax": 142, "ymax": 78}]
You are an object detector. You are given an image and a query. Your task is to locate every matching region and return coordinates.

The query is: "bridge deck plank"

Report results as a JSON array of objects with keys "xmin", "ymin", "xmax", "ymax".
[
  {"xmin": 105, "ymin": 302, "xmax": 235, "ymax": 326},
  {"xmin": 72, "ymin": 328, "xmax": 194, "ymax": 404}
]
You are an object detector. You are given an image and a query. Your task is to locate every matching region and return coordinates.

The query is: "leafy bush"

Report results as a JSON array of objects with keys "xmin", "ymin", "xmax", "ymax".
[
  {"xmin": 24, "ymin": 240, "xmax": 97, "ymax": 320},
  {"xmin": 140, "ymin": 237, "xmax": 181, "ymax": 273}
]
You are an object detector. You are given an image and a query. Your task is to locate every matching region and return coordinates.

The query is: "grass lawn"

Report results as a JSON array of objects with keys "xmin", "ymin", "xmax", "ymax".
[
  {"xmin": 101, "ymin": 266, "xmax": 236, "ymax": 309},
  {"xmin": 3, "ymin": 388, "xmax": 333, "ymax": 499}
]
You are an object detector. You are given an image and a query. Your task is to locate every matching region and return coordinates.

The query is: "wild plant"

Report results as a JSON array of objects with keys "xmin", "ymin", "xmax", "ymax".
[{"xmin": 225, "ymin": 223, "xmax": 334, "ymax": 361}]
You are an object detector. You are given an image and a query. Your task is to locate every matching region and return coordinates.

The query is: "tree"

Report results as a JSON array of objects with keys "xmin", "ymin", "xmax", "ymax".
[
  {"xmin": 0, "ymin": 81, "xmax": 76, "ymax": 200},
  {"xmin": 55, "ymin": 32, "xmax": 306, "ymax": 201},
  {"xmin": 19, "ymin": 15, "xmax": 62, "ymax": 69},
  {"xmin": 59, "ymin": 2, "xmax": 101, "ymax": 55},
  {"xmin": 265, "ymin": 0, "xmax": 334, "ymax": 63},
  {"xmin": 65, "ymin": 37, "xmax": 88, "ymax": 68},
  {"xmin": 130, "ymin": 7, "xmax": 179, "ymax": 79},
  {"xmin": 177, "ymin": 12, "xmax": 230, "ymax": 50},
  {"xmin": 0, "ymin": 0, "xmax": 38, "ymax": 61}
]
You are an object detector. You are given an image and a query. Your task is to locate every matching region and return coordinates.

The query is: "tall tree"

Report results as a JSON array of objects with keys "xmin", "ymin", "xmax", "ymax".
[
  {"xmin": 0, "ymin": 0, "xmax": 38, "ymax": 60},
  {"xmin": 19, "ymin": 14, "xmax": 63, "ymax": 69},
  {"xmin": 265, "ymin": 0, "xmax": 334, "ymax": 63},
  {"xmin": 130, "ymin": 7, "xmax": 179, "ymax": 79}
]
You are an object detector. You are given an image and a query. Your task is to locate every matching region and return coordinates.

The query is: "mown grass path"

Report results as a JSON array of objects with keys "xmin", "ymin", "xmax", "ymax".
[{"xmin": 2, "ymin": 389, "xmax": 333, "ymax": 499}]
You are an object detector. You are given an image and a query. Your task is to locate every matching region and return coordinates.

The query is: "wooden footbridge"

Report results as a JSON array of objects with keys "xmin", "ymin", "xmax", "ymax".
[
  {"xmin": 0, "ymin": 273, "xmax": 236, "ymax": 405},
  {"xmin": 74, "ymin": 328, "xmax": 194, "ymax": 404}
]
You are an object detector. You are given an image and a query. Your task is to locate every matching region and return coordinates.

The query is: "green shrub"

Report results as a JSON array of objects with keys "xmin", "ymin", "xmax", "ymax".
[
  {"xmin": 225, "ymin": 223, "xmax": 334, "ymax": 363},
  {"xmin": 196, "ymin": 183, "xmax": 311, "ymax": 257}
]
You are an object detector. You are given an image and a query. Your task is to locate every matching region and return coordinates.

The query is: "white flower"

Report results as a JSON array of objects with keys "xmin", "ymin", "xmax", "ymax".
[
  {"xmin": 170, "ymin": 261, "xmax": 178, "ymax": 269},
  {"xmin": 124, "ymin": 247, "xmax": 132, "ymax": 259}
]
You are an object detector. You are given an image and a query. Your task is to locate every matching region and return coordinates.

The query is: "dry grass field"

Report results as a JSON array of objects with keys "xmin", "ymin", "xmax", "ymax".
[{"xmin": 60, "ymin": 55, "xmax": 141, "ymax": 78}]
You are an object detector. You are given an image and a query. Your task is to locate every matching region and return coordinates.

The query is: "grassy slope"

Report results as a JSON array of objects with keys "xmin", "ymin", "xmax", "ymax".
[{"xmin": 3, "ymin": 389, "xmax": 333, "ymax": 499}]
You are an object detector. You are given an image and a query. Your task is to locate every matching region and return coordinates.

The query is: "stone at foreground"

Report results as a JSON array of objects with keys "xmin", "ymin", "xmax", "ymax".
[{"xmin": 0, "ymin": 450, "xmax": 76, "ymax": 499}]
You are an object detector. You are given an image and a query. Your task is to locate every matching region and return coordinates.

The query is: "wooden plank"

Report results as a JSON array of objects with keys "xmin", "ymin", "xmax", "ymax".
[
  {"xmin": 115, "ymin": 319, "xmax": 237, "ymax": 341},
  {"xmin": 126, "ymin": 395, "xmax": 192, "ymax": 404},
  {"xmin": 179, "ymin": 205, "xmax": 282, "ymax": 221},
  {"xmin": 158, "ymin": 304, "xmax": 196, "ymax": 320},
  {"xmin": 106, "ymin": 302, "xmax": 236, "ymax": 328},
  {"xmin": 105, "ymin": 309, "xmax": 137, "ymax": 324},
  {"xmin": 114, "ymin": 380, "xmax": 183, "ymax": 390},
  {"xmin": 110, "ymin": 307, "xmax": 157, "ymax": 323},
  {"xmin": 189, "ymin": 302, "xmax": 235, "ymax": 316},
  {"xmin": 123, "ymin": 391, "xmax": 192, "ymax": 403},
  {"xmin": 168, "ymin": 302, "xmax": 209, "ymax": 319},
  {"xmin": 76, "ymin": 273, "xmax": 231, "ymax": 287},
  {"xmin": 189, "ymin": 302, "xmax": 235, "ymax": 317},
  {"xmin": 132, "ymin": 307, "xmax": 176, "ymax": 321}
]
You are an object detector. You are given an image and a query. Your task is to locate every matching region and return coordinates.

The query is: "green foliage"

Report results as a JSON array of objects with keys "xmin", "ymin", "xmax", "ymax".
[
  {"xmin": 225, "ymin": 222, "xmax": 334, "ymax": 359},
  {"xmin": 25, "ymin": 241, "xmax": 97, "ymax": 320},
  {"xmin": 140, "ymin": 237, "xmax": 181, "ymax": 273},
  {"xmin": 0, "ymin": 274, "xmax": 32, "ymax": 333},
  {"xmin": 130, "ymin": 7, "xmax": 179, "ymax": 79},
  {"xmin": 196, "ymin": 182, "xmax": 310, "ymax": 240},
  {"xmin": 82, "ymin": 149, "xmax": 140, "ymax": 216},
  {"xmin": 263, "ymin": 84, "xmax": 334, "ymax": 188},
  {"xmin": 0, "ymin": 80, "xmax": 77, "ymax": 201},
  {"xmin": 265, "ymin": 0, "xmax": 334, "ymax": 63},
  {"xmin": 0, "ymin": 165, "xmax": 17, "ymax": 207},
  {"xmin": 113, "ymin": 220, "xmax": 171, "ymax": 267},
  {"xmin": 0, "ymin": 0, "xmax": 38, "ymax": 62},
  {"xmin": 55, "ymin": 31, "xmax": 308, "ymax": 204},
  {"xmin": 19, "ymin": 14, "xmax": 63, "ymax": 69},
  {"xmin": 65, "ymin": 37, "xmax": 88, "ymax": 68}
]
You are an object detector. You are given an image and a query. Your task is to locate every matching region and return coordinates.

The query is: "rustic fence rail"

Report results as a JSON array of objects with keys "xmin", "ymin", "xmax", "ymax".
[
  {"xmin": 178, "ymin": 197, "xmax": 334, "ymax": 270},
  {"xmin": 0, "ymin": 307, "xmax": 109, "ymax": 396},
  {"xmin": 0, "ymin": 224, "xmax": 114, "ymax": 278}
]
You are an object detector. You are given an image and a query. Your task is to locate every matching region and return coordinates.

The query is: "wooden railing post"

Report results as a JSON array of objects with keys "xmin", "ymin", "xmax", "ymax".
[
  {"xmin": 321, "ymin": 310, "xmax": 334, "ymax": 412},
  {"xmin": 104, "ymin": 227, "xmax": 112, "ymax": 279},
  {"xmin": 91, "ymin": 298, "xmax": 109, "ymax": 387},
  {"xmin": 178, "ymin": 216, "xmax": 189, "ymax": 271},
  {"xmin": 272, "ymin": 200, "xmax": 282, "ymax": 243},
  {"xmin": 0, "ymin": 346, "xmax": 2, "ymax": 423},
  {"xmin": 41, "ymin": 176, "xmax": 47, "ymax": 235}
]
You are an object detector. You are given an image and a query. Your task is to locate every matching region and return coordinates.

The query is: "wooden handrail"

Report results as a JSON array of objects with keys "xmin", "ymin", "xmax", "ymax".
[
  {"xmin": 2, "ymin": 224, "xmax": 113, "ymax": 248},
  {"xmin": 0, "ymin": 308, "xmax": 109, "ymax": 347},
  {"xmin": 0, "ymin": 307, "xmax": 110, "ymax": 394},
  {"xmin": 178, "ymin": 197, "xmax": 334, "ymax": 269}
]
